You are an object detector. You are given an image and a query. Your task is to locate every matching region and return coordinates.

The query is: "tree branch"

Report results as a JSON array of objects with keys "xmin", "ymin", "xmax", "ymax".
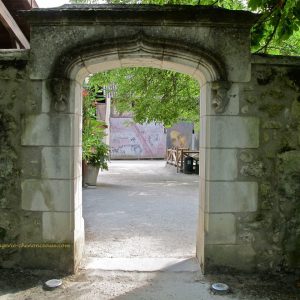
[{"xmin": 254, "ymin": 0, "xmax": 287, "ymax": 54}]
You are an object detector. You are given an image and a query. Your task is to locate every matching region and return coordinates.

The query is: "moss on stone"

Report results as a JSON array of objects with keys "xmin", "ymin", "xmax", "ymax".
[
  {"xmin": 256, "ymin": 68, "xmax": 276, "ymax": 86},
  {"xmin": 259, "ymin": 103, "xmax": 285, "ymax": 117},
  {"xmin": 287, "ymin": 68, "xmax": 300, "ymax": 91},
  {"xmin": 260, "ymin": 183, "xmax": 271, "ymax": 197},
  {"xmin": 262, "ymin": 121, "xmax": 282, "ymax": 129},
  {"xmin": 0, "ymin": 60, "xmax": 27, "ymax": 71},
  {"xmin": 276, "ymin": 150, "xmax": 300, "ymax": 269},
  {"xmin": 291, "ymin": 99, "xmax": 300, "ymax": 119},
  {"xmin": 0, "ymin": 227, "xmax": 6, "ymax": 241},
  {"xmin": 277, "ymin": 150, "xmax": 300, "ymax": 173}
]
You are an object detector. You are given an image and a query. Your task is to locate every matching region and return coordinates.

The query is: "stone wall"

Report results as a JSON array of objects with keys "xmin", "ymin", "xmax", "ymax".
[
  {"xmin": 21, "ymin": 5, "xmax": 257, "ymax": 273},
  {"xmin": 204, "ymin": 55, "xmax": 300, "ymax": 273},
  {"xmin": 0, "ymin": 50, "xmax": 75, "ymax": 271},
  {"xmin": 0, "ymin": 50, "xmax": 29, "ymax": 268},
  {"xmin": 239, "ymin": 56, "xmax": 300, "ymax": 272},
  {"xmin": 0, "ymin": 12, "xmax": 299, "ymax": 274}
]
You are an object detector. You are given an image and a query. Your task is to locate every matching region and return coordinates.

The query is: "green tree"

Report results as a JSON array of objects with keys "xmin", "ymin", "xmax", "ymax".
[
  {"xmin": 89, "ymin": 68, "xmax": 200, "ymax": 127},
  {"xmin": 69, "ymin": 0, "xmax": 299, "ymax": 56},
  {"xmin": 250, "ymin": 0, "xmax": 300, "ymax": 55},
  {"xmin": 71, "ymin": 0, "xmax": 299, "ymax": 127},
  {"xmin": 70, "ymin": 0, "xmax": 100, "ymax": 3}
]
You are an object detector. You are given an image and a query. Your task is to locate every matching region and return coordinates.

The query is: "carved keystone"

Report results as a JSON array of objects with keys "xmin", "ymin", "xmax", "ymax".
[
  {"xmin": 49, "ymin": 78, "xmax": 70, "ymax": 112},
  {"xmin": 211, "ymin": 81, "xmax": 231, "ymax": 113}
]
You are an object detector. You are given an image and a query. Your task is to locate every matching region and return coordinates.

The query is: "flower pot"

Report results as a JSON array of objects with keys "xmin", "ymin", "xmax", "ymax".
[{"xmin": 84, "ymin": 164, "xmax": 99, "ymax": 186}]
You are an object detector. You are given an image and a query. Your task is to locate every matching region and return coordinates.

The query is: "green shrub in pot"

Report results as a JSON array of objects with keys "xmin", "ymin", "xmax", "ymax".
[{"xmin": 82, "ymin": 90, "xmax": 110, "ymax": 185}]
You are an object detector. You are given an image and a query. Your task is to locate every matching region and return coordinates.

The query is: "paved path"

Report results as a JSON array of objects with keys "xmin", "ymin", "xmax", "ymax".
[
  {"xmin": 1, "ymin": 161, "xmax": 295, "ymax": 299},
  {"xmin": 82, "ymin": 160, "xmax": 199, "ymax": 269}
]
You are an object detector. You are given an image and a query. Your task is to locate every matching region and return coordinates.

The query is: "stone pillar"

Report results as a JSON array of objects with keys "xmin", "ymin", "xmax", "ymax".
[
  {"xmin": 20, "ymin": 78, "xmax": 84, "ymax": 272},
  {"xmin": 198, "ymin": 82, "xmax": 259, "ymax": 272}
]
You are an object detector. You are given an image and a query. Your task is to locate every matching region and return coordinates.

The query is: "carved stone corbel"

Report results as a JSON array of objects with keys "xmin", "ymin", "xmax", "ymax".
[
  {"xmin": 49, "ymin": 78, "xmax": 70, "ymax": 112},
  {"xmin": 211, "ymin": 81, "xmax": 231, "ymax": 113}
]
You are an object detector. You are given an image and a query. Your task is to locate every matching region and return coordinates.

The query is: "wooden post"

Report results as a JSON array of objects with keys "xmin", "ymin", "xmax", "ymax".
[{"xmin": 0, "ymin": 0, "xmax": 30, "ymax": 49}]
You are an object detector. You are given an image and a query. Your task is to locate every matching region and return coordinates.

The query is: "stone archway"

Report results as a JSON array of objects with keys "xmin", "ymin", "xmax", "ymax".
[
  {"xmin": 20, "ymin": 5, "xmax": 260, "ymax": 273},
  {"xmin": 62, "ymin": 35, "xmax": 228, "ymax": 272}
]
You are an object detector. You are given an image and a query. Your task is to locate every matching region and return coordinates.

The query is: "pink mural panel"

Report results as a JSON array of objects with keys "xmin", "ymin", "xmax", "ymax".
[{"xmin": 110, "ymin": 118, "xmax": 166, "ymax": 159}]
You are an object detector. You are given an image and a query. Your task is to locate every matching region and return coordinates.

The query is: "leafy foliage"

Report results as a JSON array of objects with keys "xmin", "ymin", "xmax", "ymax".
[
  {"xmin": 250, "ymin": 0, "xmax": 300, "ymax": 55},
  {"xmin": 82, "ymin": 91, "xmax": 110, "ymax": 169},
  {"xmin": 70, "ymin": 0, "xmax": 100, "ymax": 3},
  {"xmin": 89, "ymin": 68, "xmax": 200, "ymax": 127},
  {"xmin": 72, "ymin": 0, "xmax": 299, "ymax": 127},
  {"xmin": 70, "ymin": 0, "xmax": 300, "ymax": 56}
]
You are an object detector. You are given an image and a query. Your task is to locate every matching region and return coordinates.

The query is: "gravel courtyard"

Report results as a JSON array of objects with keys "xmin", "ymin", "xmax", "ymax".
[
  {"xmin": 0, "ymin": 161, "xmax": 298, "ymax": 299},
  {"xmin": 83, "ymin": 160, "xmax": 199, "ymax": 264}
]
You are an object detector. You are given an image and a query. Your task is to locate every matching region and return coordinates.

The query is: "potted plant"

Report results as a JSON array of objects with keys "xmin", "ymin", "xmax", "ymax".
[{"xmin": 82, "ymin": 89, "xmax": 110, "ymax": 186}]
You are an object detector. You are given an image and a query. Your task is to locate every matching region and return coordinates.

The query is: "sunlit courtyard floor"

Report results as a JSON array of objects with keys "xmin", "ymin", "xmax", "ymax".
[
  {"xmin": 82, "ymin": 160, "xmax": 199, "ymax": 271},
  {"xmin": 1, "ymin": 161, "xmax": 298, "ymax": 299}
]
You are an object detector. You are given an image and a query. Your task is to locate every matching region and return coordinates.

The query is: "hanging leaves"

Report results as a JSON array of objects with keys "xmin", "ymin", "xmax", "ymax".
[
  {"xmin": 69, "ymin": 0, "xmax": 299, "ymax": 55},
  {"xmin": 88, "ymin": 68, "xmax": 200, "ymax": 127}
]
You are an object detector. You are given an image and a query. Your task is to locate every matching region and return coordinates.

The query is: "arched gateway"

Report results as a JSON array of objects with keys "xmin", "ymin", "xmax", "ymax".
[{"xmin": 20, "ymin": 5, "xmax": 260, "ymax": 273}]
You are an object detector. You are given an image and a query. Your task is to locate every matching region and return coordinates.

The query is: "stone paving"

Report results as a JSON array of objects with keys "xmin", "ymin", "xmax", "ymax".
[
  {"xmin": 82, "ymin": 160, "xmax": 199, "ymax": 269},
  {"xmin": 0, "ymin": 161, "xmax": 298, "ymax": 299}
]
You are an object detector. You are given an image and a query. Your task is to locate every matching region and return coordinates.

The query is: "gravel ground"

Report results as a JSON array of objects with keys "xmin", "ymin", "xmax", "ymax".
[
  {"xmin": 0, "ymin": 268, "xmax": 299, "ymax": 300},
  {"xmin": 83, "ymin": 160, "xmax": 199, "ymax": 260},
  {"xmin": 0, "ymin": 161, "xmax": 299, "ymax": 299}
]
